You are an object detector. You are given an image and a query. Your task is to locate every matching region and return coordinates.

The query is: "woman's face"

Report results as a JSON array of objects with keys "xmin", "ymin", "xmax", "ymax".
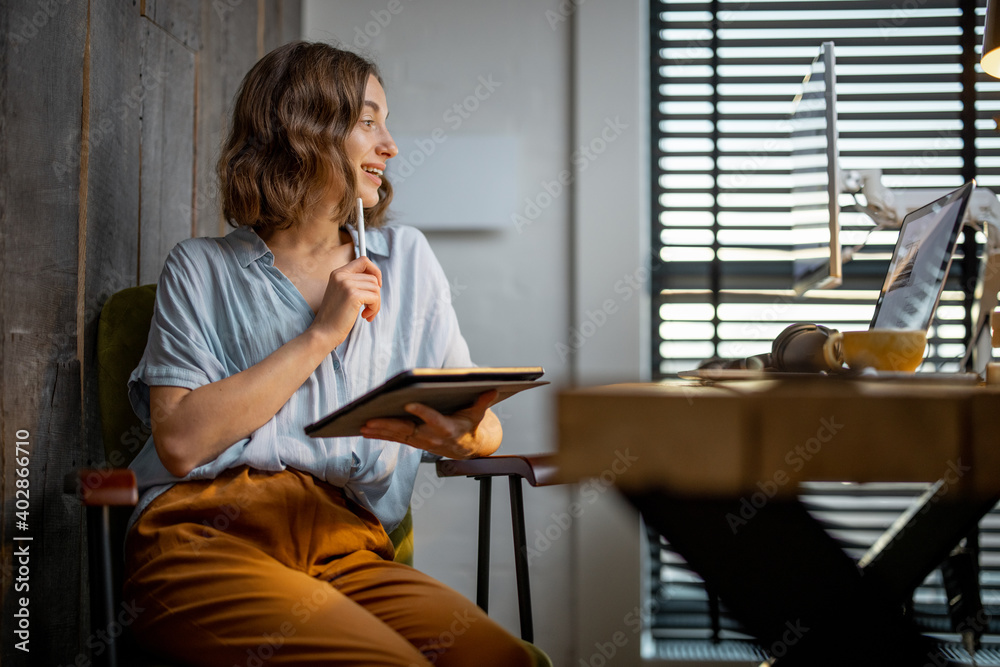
[{"xmin": 345, "ymin": 74, "xmax": 398, "ymax": 208}]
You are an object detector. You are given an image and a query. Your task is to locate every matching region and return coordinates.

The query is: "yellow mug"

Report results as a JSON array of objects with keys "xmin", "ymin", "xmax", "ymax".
[{"xmin": 822, "ymin": 329, "xmax": 928, "ymax": 373}]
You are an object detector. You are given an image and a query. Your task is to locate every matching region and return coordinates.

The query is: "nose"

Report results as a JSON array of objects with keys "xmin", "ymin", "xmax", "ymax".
[{"xmin": 379, "ymin": 129, "xmax": 398, "ymax": 160}]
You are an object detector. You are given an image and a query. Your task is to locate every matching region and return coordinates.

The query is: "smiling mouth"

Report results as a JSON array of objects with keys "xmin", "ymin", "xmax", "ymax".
[{"xmin": 363, "ymin": 166, "xmax": 383, "ymax": 177}]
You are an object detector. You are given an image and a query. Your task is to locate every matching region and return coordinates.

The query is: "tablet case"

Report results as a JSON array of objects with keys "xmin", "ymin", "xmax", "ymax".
[{"xmin": 305, "ymin": 367, "xmax": 547, "ymax": 438}]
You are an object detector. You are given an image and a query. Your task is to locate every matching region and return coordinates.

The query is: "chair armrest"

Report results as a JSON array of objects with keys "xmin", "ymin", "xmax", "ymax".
[
  {"xmin": 63, "ymin": 469, "xmax": 138, "ymax": 506},
  {"xmin": 436, "ymin": 454, "xmax": 559, "ymax": 487}
]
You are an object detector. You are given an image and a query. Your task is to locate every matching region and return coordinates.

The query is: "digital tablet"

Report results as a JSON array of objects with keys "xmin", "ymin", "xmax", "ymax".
[{"xmin": 305, "ymin": 367, "xmax": 547, "ymax": 438}]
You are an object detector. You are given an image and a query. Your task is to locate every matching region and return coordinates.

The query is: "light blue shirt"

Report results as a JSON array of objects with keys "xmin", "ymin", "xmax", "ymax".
[{"xmin": 127, "ymin": 224, "xmax": 472, "ymax": 532}]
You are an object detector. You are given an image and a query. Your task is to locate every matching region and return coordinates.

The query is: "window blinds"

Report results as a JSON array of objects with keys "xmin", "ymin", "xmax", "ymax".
[
  {"xmin": 647, "ymin": 0, "xmax": 1000, "ymax": 659},
  {"xmin": 651, "ymin": 0, "xmax": 998, "ymax": 379}
]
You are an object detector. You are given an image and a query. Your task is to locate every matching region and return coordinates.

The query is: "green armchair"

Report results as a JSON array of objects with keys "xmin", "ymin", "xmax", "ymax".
[{"xmin": 66, "ymin": 284, "xmax": 554, "ymax": 666}]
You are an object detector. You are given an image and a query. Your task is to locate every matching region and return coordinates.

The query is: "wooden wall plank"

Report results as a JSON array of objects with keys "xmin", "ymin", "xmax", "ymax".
[
  {"xmin": 139, "ymin": 19, "xmax": 196, "ymax": 284},
  {"xmin": 263, "ymin": 0, "xmax": 302, "ymax": 55},
  {"xmin": 194, "ymin": 0, "xmax": 259, "ymax": 238},
  {"xmin": 2, "ymin": 0, "xmax": 300, "ymax": 661},
  {"xmin": 142, "ymin": 0, "xmax": 201, "ymax": 50},
  {"xmin": 83, "ymin": 0, "xmax": 143, "ymax": 459},
  {"xmin": 282, "ymin": 0, "xmax": 302, "ymax": 44},
  {"xmin": 262, "ymin": 0, "xmax": 282, "ymax": 55},
  {"xmin": 0, "ymin": 0, "xmax": 89, "ymax": 664}
]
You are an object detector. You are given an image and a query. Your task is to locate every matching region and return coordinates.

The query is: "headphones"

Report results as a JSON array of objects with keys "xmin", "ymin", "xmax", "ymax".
[
  {"xmin": 770, "ymin": 322, "xmax": 841, "ymax": 372},
  {"xmin": 699, "ymin": 323, "xmax": 842, "ymax": 373}
]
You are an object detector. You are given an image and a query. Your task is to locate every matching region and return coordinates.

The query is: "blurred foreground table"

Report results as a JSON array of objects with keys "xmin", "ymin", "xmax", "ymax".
[{"xmin": 556, "ymin": 378, "xmax": 1000, "ymax": 666}]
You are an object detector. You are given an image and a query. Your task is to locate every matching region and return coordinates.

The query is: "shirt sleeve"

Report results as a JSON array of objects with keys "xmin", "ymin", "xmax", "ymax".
[
  {"xmin": 128, "ymin": 242, "xmax": 229, "ymax": 426},
  {"xmin": 439, "ymin": 304, "xmax": 474, "ymax": 368},
  {"xmin": 409, "ymin": 229, "xmax": 474, "ymax": 370},
  {"xmin": 406, "ymin": 229, "xmax": 476, "ymax": 462}
]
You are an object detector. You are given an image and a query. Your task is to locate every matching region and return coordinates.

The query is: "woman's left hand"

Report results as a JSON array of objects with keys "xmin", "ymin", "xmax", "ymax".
[{"xmin": 359, "ymin": 390, "xmax": 502, "ymax": 459}]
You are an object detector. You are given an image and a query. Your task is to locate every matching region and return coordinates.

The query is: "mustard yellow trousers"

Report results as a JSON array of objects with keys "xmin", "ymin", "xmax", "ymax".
[{"xmin": 124, "ymin": 466, "xmax": 533, "ymax": 666}]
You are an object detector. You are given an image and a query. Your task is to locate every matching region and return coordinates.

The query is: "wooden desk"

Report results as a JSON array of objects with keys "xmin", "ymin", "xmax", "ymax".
[
  {"xmin": 556, "ymin": 378, "xmax": 1000, "ymax": 666},
  {"xmin": 556, "ymin": 378, "xmax": 1000, "ymax": 494}
]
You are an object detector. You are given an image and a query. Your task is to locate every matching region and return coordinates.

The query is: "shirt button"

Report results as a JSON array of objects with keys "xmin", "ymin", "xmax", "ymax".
[{"xmin": 333, "ymin": 360, "xmax": 341, "ymax": 371}]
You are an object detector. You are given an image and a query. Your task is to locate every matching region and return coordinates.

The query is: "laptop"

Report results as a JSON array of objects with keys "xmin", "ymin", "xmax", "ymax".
[
  {"xmin": 680, "ymin": 180, "xmax": 977, "ymax": 381},
  {"xmin": 869, "ymin": 179, "xmax": 974, "ymax": 332}
]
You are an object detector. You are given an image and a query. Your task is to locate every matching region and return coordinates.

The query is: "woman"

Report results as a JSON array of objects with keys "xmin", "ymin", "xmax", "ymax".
[{"xmin": 123, "ymin": 41, "xmax": 535, "ymax": 666}]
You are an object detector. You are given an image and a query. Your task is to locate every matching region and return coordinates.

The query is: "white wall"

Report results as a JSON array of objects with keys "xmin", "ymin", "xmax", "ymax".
[
  {"xmin": 304, "ymin": 1, "xmax": 575, "ymax": 662},
  {"xmin": 573, "ymin": 1, "xmax": 651, "ymax": 664},
  {"xmin": 303, "ymin": 2, "xmax": 649, "ymax": 664}
]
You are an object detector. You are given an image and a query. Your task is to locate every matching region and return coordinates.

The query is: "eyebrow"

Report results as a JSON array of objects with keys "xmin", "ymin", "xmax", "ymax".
[{"xmin": 363, "ymin": 100, "xmax": 387, "ymax": 118}]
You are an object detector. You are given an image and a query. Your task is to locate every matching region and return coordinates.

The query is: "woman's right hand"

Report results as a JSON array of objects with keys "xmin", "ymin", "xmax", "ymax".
[
  {"xmin": 311, "ymin": 257, "xmax": 383, "ymax": 350},
  {"xmin": 151, "ymin": 258, "xmax": 382, "ymax": 477}
]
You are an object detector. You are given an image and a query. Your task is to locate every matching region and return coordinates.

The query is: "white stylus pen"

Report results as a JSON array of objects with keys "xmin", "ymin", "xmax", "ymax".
[{"xmin": 357, "ymin": 197, "xmax": 367, "ymax": 258}]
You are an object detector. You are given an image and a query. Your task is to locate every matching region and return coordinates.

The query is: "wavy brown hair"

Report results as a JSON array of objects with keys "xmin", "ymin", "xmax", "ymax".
[{"xmin": 218, "ymin": 41, "xmax": 393, "ymax": 232}]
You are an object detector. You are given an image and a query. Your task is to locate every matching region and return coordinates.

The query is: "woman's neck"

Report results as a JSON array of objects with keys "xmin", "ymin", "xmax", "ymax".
[{"xmin": 261, "ymin": 216, "xmax": 353, "ymax": 261}]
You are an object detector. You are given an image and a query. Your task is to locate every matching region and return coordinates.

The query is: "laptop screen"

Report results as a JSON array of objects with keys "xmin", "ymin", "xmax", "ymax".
[{"xmin": 869, "ymin": 181, "xmax": 974, "ymax": 332}]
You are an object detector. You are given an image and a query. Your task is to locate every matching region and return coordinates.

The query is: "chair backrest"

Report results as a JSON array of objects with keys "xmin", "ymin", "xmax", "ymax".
[
  {"xmin": 97, "ymin": 284, "xmax": 158, "ymax": 468},
  {"xmin": 95, "ymin": 284, "xmax": 414, "ymax": 565}
]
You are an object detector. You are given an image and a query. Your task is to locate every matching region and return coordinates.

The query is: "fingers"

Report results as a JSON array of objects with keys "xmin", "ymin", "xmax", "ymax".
[
  {"xmin": 360, "ymin": 417, "xmax": 421, "ymax": 444},
  {"xmin": 341, "ymin": 259, "xmax": 381, "ymax": 319},
  {"xmin": 403, "ymin": 390, "xmax": 497, "ymax": 434},
  {"xmin": 360, "ymin": 407, "xmax": 454, "ymax": 449},
  {"xmin": 310, "ymin": 258, "xmax": 383, "ymax": 349},
  {"xmin": 360, "ymin": 392, "xmax": 500, "ymax": 458},
  {"xmin": 344, "ymin": 256, "xmax": 382, "ymax": 287},
  {"xmin": 419, "ymin": 390, "xmax": 497, "ymax": 428},
  {"xmin": 332, "ymin": 278, "xmax": 380, "ymax": 319},
  {"xmin": 331, "ymin": 269, "xmax": 381, "ymax": 318},
  {"xmin": 468, "ymin": 390, "xmax": 499, "ymax": 414},
  {"xmin": 402, "ymin": 402, "xmax": 447, "ymax": 428},
  {"xmin": 363, "ymin": 404, "xmax": 454, "ymax": 445},
  {"xmin": 351, "ymin": 279, "xmax": 380, "ymax": 320}
]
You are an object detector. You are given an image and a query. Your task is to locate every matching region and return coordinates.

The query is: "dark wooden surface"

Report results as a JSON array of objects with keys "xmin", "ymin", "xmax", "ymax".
[
  {"xmin": 83, "ymin": 0, "xmax": 144, "ymax": 476},
  {"xmin": 139, "ymin": 16, "xmax": 195, "ymax": 284},
  {"xmin": 143, "ymin": 0, "xmax": 202, "ymax": 50},
  {"xmin": 194, "ymin": 0, "xmax": 260, "ymax": 238},
  {"xmin": 282, "ymin": 0, "xmax": 303, "ymax": 45},
  {"xmin": 0, "ymin": 2, "xmax": 301, "ymax": 664},
  {"xmin": 264, "ymin": 0, "xmax": 283, "ymax": 54},
  {"xmin": 0, "ymin": 1, "xmax": 89, "ymax": 663}
]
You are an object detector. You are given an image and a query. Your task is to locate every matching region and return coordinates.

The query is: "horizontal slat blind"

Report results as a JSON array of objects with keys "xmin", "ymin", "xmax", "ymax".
[
  {"xmin": 648, "ymin": 0, "xmax": 1000, "ymax": 660},
  {"xmin": 651, "ymin": 0, "xmax": 995, "ymax": 378}
]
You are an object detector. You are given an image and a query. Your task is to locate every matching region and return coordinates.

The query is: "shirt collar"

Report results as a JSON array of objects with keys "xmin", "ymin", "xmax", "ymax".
[
  {"xmin": 226, "ymin": 226, "xmax": 273, "ymax": 268},
  {"xmin": 225, "ymin": 223, "xmax": 389, "ymax": 269},
  {"xmin": 345, "ymin": 222, "xmax": 390, "ymax": 258}
]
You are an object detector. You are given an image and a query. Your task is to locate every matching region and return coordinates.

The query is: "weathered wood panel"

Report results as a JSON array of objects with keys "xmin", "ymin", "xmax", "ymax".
[
  {"xmin": 262, "ymin": 0, "xmax": 281, "ymax": 55},
  {"xmin": 194, "ymin": 0, "xmax": 259, "ymax": 238},
  {"xmin": 0, "ymin": 0, "xmax": 89, "ymax": 664},
  {"xmin": 142, "ymin": 0, "xmax": 201, "ymax": 50},
  {"xmin": 82, "ymin": 0, "xmax": 143, "ymax": 462},
  {"xmin": 263, "ymin": 0, "xmax": 302, "ymax": 56},
  {"xmin": 2, "ymin": 1, "xmax": 301, "ymax": 662},
  {"xmin": 282, "ymin": 0, "xmax": 302, "ymax": 45},
  {"xmin": 139, "ymin": 19, "xmax": 196, "ymax": 284}
]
